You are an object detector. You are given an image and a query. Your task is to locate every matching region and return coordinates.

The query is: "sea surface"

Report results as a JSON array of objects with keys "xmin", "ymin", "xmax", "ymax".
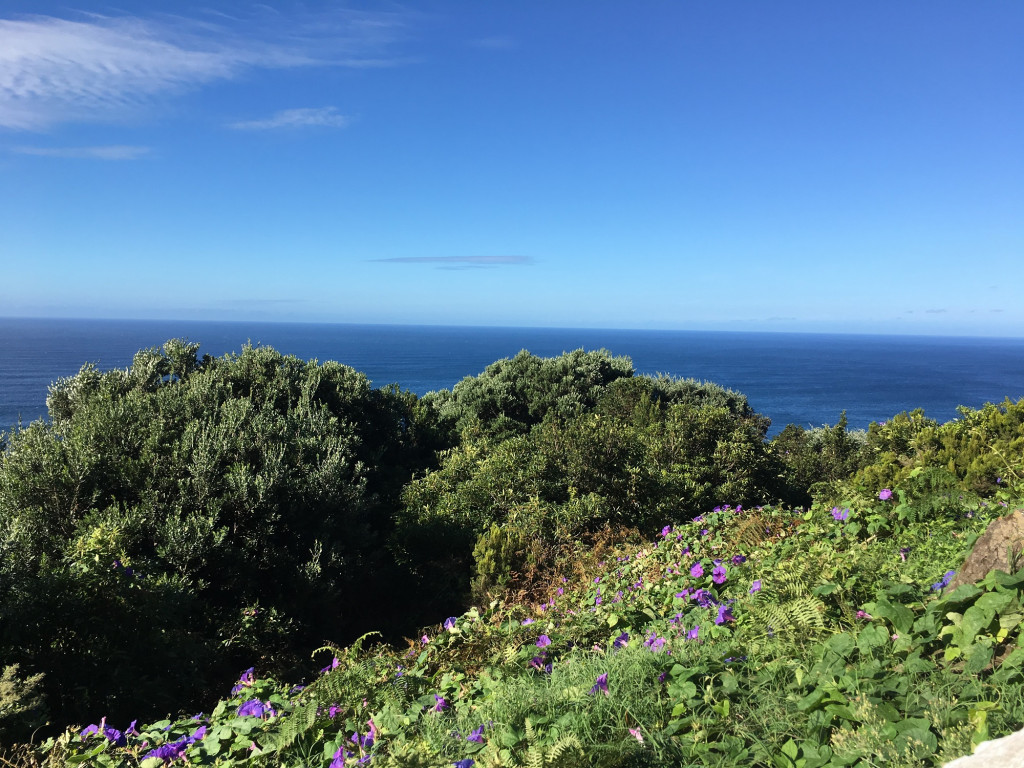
[{"xmin": 2, "ymin": 317, "xmax": 1023, "ymax": 437}]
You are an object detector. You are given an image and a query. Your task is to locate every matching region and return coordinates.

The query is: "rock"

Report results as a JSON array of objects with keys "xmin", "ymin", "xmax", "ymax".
[
  {"xmin": 943, "ymin": 727, "xmax": 1024, "ymax": 768},
  {"xmin": 946, "ymin": 509, "xmax": 1024, "ymax": 593}
]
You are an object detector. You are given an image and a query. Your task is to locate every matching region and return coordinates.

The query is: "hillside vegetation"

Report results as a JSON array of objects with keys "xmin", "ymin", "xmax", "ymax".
[{"xmin": 1, "ymin": 341, "xmax": 1022, "ymax": 767}]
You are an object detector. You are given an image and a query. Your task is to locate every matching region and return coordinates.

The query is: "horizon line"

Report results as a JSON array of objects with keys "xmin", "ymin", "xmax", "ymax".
[{"xmin": 1, "ymin": 314, "xmax": 1023, "ymax": 342}]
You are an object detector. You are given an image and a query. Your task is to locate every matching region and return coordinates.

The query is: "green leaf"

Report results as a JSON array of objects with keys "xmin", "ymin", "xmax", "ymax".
[
  {"xmin": 823, "ymin": 632, "xmax": 856, "ymax": 659},
  {"xmin": 964, "ymin": 641, "xmax": 995, "ymax": 674},
  {"xmin": 872, "ymin": 596, "xmax": 915, "ymax": 634},
  {"xmin": 903, "ymin": 650, "xmax": 935, "ymax": 675},
  {"xmin": 500, "ymin": 729, "xmax": 522, "ymax": 747},
  {"xmin": 797, "ymin": 688, "xmax": 828, "ymax": 713},
  {"xmin": 975, "ymin": 591, "xmax": 1014, "ymax": 615},
  {"xmin": 997, "ymin": 612, "xmax": 1023, "ymax": 642},
  {"xmin": 782, "ymin": 738, "xmax": 800, "ymax": 760},
  {"xmin": 943, "ymin": 584, "xmax": 983, "ymax": 605},
  {"xmin": 994, "ymin": 568, "xmax": 1024, "ymax": 588},
  {"xmin": 857, "ymin": 624, "xmax": 889, "ymax": 653},
  {"xmin": 961, "ymin": 604, "xmax": 996, "ymax": 641}
]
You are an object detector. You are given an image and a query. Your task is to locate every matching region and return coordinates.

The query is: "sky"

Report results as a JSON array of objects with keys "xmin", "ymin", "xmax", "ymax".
[{"xmin": 1, "ymin": 2, "xmax": 1022, "ymax": 336}]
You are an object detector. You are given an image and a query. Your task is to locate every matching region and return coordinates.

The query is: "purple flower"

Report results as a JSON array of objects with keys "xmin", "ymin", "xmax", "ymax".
[
  {"xmin": 142, "ymin": 726, "xmax": 206, "ymax": 764},
  {"xmin": 444, "ymin": 617, "xmax": 457, "ymax": 630},
  {"xmin": 715, "ymin": 604, "xmax": 735, "ymax": 625},
  {"xmin": 644, "ymin": 633, "xmax": 666, "ymax": 652},
  {"xmin": 686, "ymin": 625, "xmax": 700, "ymax": 641},
  {"xmin": 692, "ymin": 588, "xmax": 714, "ymax": 608},
  {"xmin": 144, "ymin": 739, "xmax": 189, "ymax": 763},
  {"xmin": 81, "ymin": 720, "xmax": 128, "ymax": 747},
  {"xmin": 467, "ymin": 725, "xmax": 485, "ymax": 743},
  {"xmin": 690, "ymin": 562, "xmax": 704, "ymax": 579},
  {"xmin": 237, "ymin": 699, "xmax": 276, "ymax": 718},
  {"xmin": 433, "ymin": 694, "xmax": 448, "ymax": 712},
  {"xmin": 232, "ymin": 666, "xmax": 256, "ymax": 694},
  {"xmin": 454, "ymin": 761, "xmax": 475, "ymax": 768},
  {"xmin": 613, "ymin": 631, "xmax": 629, "ymax": 648},
  {"xmin": 102, "ymin": 726, "xmax": 127, "ymax": 747},
  {"xmin": 589, "ymin": 673, "xmax": 609, "ymax": 695},
  {"xmin": 899, "ymin": 547, "xmax": 910, "ymax": 562},
  {"xmin": 856, "ymin": 610, "xmax": 872, "ymax": 620},
  {"xmin": 831, "ymin": 507, "xmax": 849, "ymax": 522},
  {"xmin": 319, "ymin": 657, "xmax": 340, "ymax": 675},
  {"xmin": 931, "ymin": 570, "xmax": 955, "ymax": 591},
  {"xmin": 712, "ymin": 565, "xmax": 727, "ymax": 585},
  {"xmin": 661, "ymin": 525, "xmax": 671, "ymax": 537},
  {"xmin": 749, "ymin": 580, "xmax": 762, "ymax": 594},
  {"xmin": 521, "ymin": 618, "xmax": 535, "ymax": 625},
  {"xmin": 731, "ymin": 555, "xmax": 746, "ymax": 565},
  {"xmin": 351, "ymin": 727, "xmax": 374, "ymax": 750},
  {"xmin": 536, "ymin": 634, "xmax": 551, "ymax": 648},
  {"xmin": 879, "ymin": 488, "xmax": 893, "ymax": 500}
]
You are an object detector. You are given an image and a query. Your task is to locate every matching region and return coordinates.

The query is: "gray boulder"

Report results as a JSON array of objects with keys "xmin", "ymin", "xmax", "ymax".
[
  {"xmin": 943, "ymin": 727, "xmax": 1024, "ymax": 768},
  {"xmin": 946, "ymin": 508, "xmax": 1024, "ymax": 593}
]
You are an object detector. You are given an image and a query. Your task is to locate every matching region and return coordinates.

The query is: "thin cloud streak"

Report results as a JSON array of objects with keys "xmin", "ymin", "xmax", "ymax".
[
  {"xmin": 371, "ymin": 255, "xmax": 534, "ymax": 267},
  {"xmin": 0, "ymin": 10, "xmax": 407, "ymax": 130},
  {"xmin": 230, "ymin": 107, "xmax": 349, "ymax": 130},
  {"xmin": 13, "ymin": 144, "xmax": 150, "ymax": 159}
]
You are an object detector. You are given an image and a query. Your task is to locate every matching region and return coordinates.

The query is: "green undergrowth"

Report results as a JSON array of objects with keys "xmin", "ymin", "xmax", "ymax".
[{"xmin": 33, "ymin": 487, "xmax": 1024, "ymax": 767}]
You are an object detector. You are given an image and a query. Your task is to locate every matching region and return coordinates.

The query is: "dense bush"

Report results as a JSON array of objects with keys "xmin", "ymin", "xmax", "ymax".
[
  {"xmin": 769, "ymin": 412, "xmax": 871, "ymax": 507},
  {"xmin": 816, "ymin": 399, "xmax": 1024, "ymax": 508},
  {"xmin": 421, "ymin": 348, "xmax": 635, "ymax": 443},
  {"xmin": 0, "ymin": 341, "xmax": 433, "ymax": 730},
  {"xmin": 401, "ymin": 370, "xmax": 775, "ymax": 602}
]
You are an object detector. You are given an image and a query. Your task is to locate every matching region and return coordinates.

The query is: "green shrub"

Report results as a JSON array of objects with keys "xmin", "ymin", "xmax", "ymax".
[{"xmin": 0, "ymin": 341, "xmax": 432, "ymax": 730}]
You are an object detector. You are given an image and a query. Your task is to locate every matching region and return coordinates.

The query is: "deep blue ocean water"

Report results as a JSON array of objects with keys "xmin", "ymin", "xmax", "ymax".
[{"xmin": 2, "ymin": 317, "xmax": 1023, "ymax": 437}]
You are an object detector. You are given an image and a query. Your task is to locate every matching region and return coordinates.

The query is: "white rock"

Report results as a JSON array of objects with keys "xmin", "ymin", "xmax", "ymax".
[{"xmin": 943, "ymin": 728, "xmax": 1024, "ymax": 768}]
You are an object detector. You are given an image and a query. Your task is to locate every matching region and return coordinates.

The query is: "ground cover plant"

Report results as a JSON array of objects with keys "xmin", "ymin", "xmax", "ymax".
[
  {"xmin": 21, "ymin": 484, "xmax": 1024, "ymax": 767},
  {"xmin": 1, "ymin": 342, "xmax": 1023, "ymax": 766}
]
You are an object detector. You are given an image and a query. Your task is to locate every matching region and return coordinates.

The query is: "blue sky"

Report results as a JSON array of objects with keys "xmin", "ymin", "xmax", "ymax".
[{"xmin": 1, "ymin": 2, "xmax": 1022, "ymax": 336}]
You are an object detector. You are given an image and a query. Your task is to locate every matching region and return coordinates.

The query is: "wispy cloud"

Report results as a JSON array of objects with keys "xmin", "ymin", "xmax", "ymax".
[
  {"xmin": 371, "ymin": 255, "xmax": 534, "ymax": 269},
  {"xmin": 12, "ymin": 144, "xmax": 150, "ymax": 159},
  {"xmin": 925, "ymin": 308, "xmax": 948, "ymax": 314},
  {"xmin": 230, "ymin": 107, "xmax": 349, "ymax": 131},
  {"xmin": 0, "ymin": 10, "xmax": 407, "ymax": 130}
]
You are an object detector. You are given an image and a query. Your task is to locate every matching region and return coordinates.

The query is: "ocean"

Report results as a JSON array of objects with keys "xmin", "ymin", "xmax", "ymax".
[{"xmin": 2, "ymin": 317, "xmax": 1023, "ymax": 437}]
